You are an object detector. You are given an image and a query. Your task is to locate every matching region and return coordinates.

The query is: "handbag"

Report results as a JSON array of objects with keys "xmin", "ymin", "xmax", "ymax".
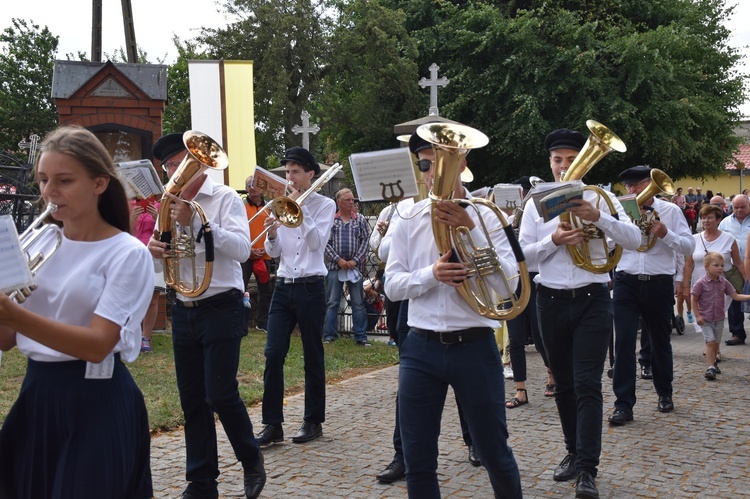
[{"xmin": 724, "ymin": 265, "xmax": 744, "ymax": 293}]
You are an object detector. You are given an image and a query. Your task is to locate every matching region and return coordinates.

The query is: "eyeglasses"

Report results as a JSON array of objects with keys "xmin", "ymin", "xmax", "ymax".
[
  {"xmin": 161, "ymin": 160, "xmax": 181, "ymax": 173},
  {"xmin": 624, "ymin": 179, "xmax": 649, "ymax": 188},
  {"xmin": 416, "ymin": 159, "xmax": 434, "ymax": 172}
]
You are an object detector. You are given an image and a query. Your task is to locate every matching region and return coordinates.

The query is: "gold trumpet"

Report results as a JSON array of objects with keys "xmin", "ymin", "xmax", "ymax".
[
  {"xmin": 417, "ymin": 123, "xmax": 530, "ymax": 320},
  {"xmin": 560, "ymin": 120, "xmax": 627, "ymax": 274},
  {"xmin": 158, "ymin": 131, "xmax": 228, "ymax": 298},
  {"xmin": 634, "ymin": 168, "xmax": 675, "ymax": 252}
]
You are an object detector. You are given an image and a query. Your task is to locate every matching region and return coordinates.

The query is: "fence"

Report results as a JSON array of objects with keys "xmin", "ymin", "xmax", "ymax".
[{"xmin": 0, "ymin": 153, "xmax": 41, "ymax": 232}]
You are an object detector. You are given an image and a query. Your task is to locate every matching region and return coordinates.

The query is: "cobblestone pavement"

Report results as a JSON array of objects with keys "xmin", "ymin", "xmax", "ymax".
[{"xmin": 151, "ymin": 319, "xmax": 750, "ymax": 498}]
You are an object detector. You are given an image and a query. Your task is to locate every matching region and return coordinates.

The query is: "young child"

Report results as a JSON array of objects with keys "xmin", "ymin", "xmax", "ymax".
[{"xmin": 691, "ymin": 252, "xmax": 750, "ymax": 380}]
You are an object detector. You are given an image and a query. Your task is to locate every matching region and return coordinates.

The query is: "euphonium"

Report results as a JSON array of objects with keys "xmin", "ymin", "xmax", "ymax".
[
  {"xmin": 158, "ymin": 131, "xmax": 228, "ymax": 298},
  {"xmin": 417, "ymin": 123, "xmax": 530, "ymax": 320},
  {"xmin": 560, "ymin": 120, "xmax": 627, "ymax": 274},
  {"xmin": 634, "ymin": 168, "xmax": 675, "ymax": 252}
]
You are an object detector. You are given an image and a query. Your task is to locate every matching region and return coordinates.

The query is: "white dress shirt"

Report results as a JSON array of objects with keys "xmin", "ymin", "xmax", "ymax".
[
  {"xmin": 384, "ymin": 191, "xmax": 518, "ymax": 332},
  {"xmin": 616, "ymin": 198, "xmax": 694, "ymax": 275},
  {"xmin": 265, "ymin": 191, "xmax": 336, "ymax": 278},
  {"xmin": 374, "ymin": 198, "xmax": 414, "ymax": 263},
  {"xmin": 718, "ymin": 212, "xmax": 750, "ymax": 256},
  {"xmin": 518, "ymin": 187, "xmax": 641, "ymax": 289}
]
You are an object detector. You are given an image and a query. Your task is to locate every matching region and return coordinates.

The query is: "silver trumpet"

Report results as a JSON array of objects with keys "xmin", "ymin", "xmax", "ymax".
[{"xmin": 8, "ymin": 203, "xmax": 63, "ymax": 303}]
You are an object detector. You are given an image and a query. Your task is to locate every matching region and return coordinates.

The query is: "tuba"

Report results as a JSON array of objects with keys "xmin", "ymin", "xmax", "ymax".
[
  {"xmin": 158, "ymin": 131, "xmax": 228, "ymax": 298},
  {"xmin": 417, "ymin": 123, "xmax": 530, "ymax": 320},
  {"xmin": 560, "ymin": 120, "xmax": 627, "ymax": 274},
  {"xmin": 634, "ymin": 168, "xmax": 675, "ymax": 251}
]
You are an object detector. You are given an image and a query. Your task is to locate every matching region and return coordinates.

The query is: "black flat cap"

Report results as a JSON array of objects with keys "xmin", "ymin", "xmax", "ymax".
[
  {"xmin": 152, "ymin": 132, "xmax": 186, "ymax": 162},
  {"xmin": 409, "ymin": 131, "xmax": 432, "ymax": 156},
  {"xmin": 513, "ymin": 176, "xmax": 532, "ymax": 192},
  {"xmin": 544, "ymin": 129, "xmax": 586, "ymax": 153},
  {"xmin": 281, "ymin": 146, "xmax": 320, "ymax": 175},
  {"xmin": 619, "ymin": 165, "xmax": 652, "ymax": 184}
]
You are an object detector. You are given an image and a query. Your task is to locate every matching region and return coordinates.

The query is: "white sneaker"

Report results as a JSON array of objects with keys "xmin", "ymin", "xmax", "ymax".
[{"xmin": 503, "ymin": 365, "xmax": 514, "ymax": 379}]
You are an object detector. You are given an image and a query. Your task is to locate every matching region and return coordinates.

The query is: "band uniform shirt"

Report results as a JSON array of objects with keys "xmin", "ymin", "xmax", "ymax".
[
  {"xmin": 718, "ymin": 211, "xmax": 750, "ymax": 257},
  {"xmin": 518, "ymin": 187, "xmax": 641, "ymax": 289},
  {"xmin": 245, "ymin": 196, "xmax": 272, "ymax": 261},
  {"xmin": 691, "ymin": 273, "xmax": 736, "ymax": 321},
  {"xmin": 171, "ymin": 175, "xmax": 251, "ymax": 302},
  {"xmin": 374, "ymin": 198, "xmax": 413, "ymax": 263},
  {"xmin": 616, "ymin": 198, "xmax": 695, "ymax": 276},
  {"xmin": 265, "ymin": 191, "xmax": 336, "ymax": 279},
  {"xmin": 324, "ymin": 211, "xmax": 371, "ymax": 273},
  {"xmin": 16, "ymin": 232, "xmax": 153, "ymax": 363},
  {"xmin": 384, "ymin": 190, "xmax": 518, "ymax": 332}
]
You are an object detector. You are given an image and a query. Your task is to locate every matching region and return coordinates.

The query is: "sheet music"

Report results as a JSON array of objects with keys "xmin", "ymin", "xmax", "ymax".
[
  {"xmin": 492, "ymin": 184, "xmax": 524, "ymax": 211},
  {"xmin": 116, "ymin": 160, "xmax": 165, "ymax": 199},
  {"xmin": 0, "ymin": 216, "xmax": 34, "ymax": 294},
  {"xmin": 349, "ymin": 148, "xmax": 419, "ymax": 202},
  {"xmin": 251, "ymin": 165, "xmax": 288, "ymax": 200}
]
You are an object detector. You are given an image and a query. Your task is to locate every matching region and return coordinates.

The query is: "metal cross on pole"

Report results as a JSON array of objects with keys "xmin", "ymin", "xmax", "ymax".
[
  {"xmin": 418, "ymin": 63, "xmax": 450, "ymax": 116},
  {"xmin": 292, "ymin": 110, "xmax": 320, "ymax": 150},
  {"xmin": 18, "ymin": 134, "xmax": 41, "ymax": 167}
]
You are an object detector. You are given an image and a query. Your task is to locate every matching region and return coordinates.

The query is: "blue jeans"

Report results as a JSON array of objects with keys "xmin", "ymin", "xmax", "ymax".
[
  {"xmin": 612, "ymin": 273, "xmax": 674, "ymax": 412},
  {"xmin": 171, "ymin": 290, "xmax": 260, "ymax": 496},
  {"xmin": 398, "ymin": 330, "xmax": 521, "ymax": 498},
  {"xmin": 262, "ymin": 279, "xmax": 327, "ymax": 425},
  {"xmin": 324, "ymin": 270, "xmax": 367, "ymax": 342},
  {"xmin": 536, "ymin": 283, "xmax": 611, "ymax": 476}
]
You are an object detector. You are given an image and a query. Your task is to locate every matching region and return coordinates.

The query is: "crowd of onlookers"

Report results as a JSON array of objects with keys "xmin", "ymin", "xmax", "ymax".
[{"xmin": 671, "ymin": 185, "xmax": 745, "ymax": 233}]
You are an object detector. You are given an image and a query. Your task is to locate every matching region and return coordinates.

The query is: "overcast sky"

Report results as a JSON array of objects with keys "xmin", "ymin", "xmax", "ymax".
[{"xmin": 1, "ymin": 0, "xmax": 749, "ymax": 117}]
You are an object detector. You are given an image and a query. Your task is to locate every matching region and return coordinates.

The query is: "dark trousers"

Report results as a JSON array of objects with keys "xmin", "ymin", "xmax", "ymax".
[
  {"xmin": 612, "ymin": 273, "xmax": 675, "ymax": 413},
  {"xmin": 536, "ymin": 283, "xmax": 611, "ymax": 475},
  {"xmin": 262, "ymin": 279, "xmax": 327, "ymax": 425},
  {"xmin": 240, "ymin": 258, "xmax": 272, "ymax": 329},
  {"xmin": 171, "ymin": 291, "xmax": 260, "ymax": 495},
  {"xmin": 727, "ymin": 299, "xmax": 747, "ymax": 340},
  {"xmin": 638, "ymin": 318, "xmax": 651, "ymax": 367},
  {"xmin": 399, "ymin": 329, "xmax": 520, "ymax": 498},
  {"xmin": 391, "ymin": 302, "xmax": 472, "ymax": 465},
  {"xmin": 506, "ymin": 271, "xmax": 545, "ymax": 381}
]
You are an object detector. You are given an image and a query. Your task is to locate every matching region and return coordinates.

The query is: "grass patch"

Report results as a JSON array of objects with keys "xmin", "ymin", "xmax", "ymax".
[{"xmin": 0, "ymin": 330, "xmax": 398, "ymax": 432}]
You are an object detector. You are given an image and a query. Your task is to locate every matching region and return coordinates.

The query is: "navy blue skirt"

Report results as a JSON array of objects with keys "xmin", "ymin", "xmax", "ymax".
[{"xmin": 0, "ymin": 355, "xmax": 153, "ymax": 499}]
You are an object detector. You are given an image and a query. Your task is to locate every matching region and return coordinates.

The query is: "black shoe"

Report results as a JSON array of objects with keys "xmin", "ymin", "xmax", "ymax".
[
  {"xmin": 257, "ymin": 424, "xmax": 283, "ymax": 448},
  {"xmin": 291, "ymin": 421, "xmax": 323, "ymax": 443},
  {"xmin": 180, "ymin": 489, "xmax": 218, "ymax": 499},
  {"xmin": 725, "ymin": 336, "xmax": 745, "ymax": 346},
  {"xmin": 243, "ymin": 453, "xmax": 266, "ymax": 499},
  {"xmin": 574, "ymin": 470, "xmax": 600, "ymax": 499},
  {"xmin": 608, "ymin": 408, "xmax": 633, "ymax": 426},
  {"xmin": 376, "ymin": 459, "xmax": 405, "ymax": 483},
  {"xmin": 553, "ymin": 453, "xmax": 577, "ymax": 482},
  {"xmin": 640, "ymin": 365, "xmax": 653, "ymax": 380},
  {"xmin": 468, "ymin": 445, "xmax": 481, "ymax": 467},
  {"xmin": 658, "ymin": 395, "xmax": 674, "ymax": 413}
]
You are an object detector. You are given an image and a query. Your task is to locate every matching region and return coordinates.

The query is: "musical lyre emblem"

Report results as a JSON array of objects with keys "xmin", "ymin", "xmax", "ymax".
[
  {"xmin": 381, "ymin": 180, "xmax": 405, "ymax": 203},
  {"xmin": 505, "ymin": 200, "xmax": 517, "ymax": 210}
]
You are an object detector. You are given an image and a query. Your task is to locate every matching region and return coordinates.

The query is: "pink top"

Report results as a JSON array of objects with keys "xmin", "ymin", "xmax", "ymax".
[
  {"xmin": 691, "ymin": 273, "xmax": 735, "ymax": 321},
  {"xmin": 131, "ymin": 200, "xmax": 160, "ymax": 246}
]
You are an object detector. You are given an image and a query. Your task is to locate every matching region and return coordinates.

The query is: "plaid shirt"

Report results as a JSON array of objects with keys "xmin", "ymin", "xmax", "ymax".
[{"xmin": 325, "ymin": 212, "xmax": 371, "ymax": 272}]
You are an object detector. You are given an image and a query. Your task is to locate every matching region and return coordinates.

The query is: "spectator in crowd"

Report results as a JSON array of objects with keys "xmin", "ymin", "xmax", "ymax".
[
  {"xmin": 719, "ymin": 194, "xmax": 750, "ymax": 346},
  {"xmin": 672, "ymin": 187, "xmax": 686, "ymax": 211},
  {"xmin": 242, "ymin": 175, "xmax": 272, "ymax": 332}
]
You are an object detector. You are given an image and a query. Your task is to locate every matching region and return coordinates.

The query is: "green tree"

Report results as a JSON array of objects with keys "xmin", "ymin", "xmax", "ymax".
[{"xmin": 0, "ymin": 19, "xmax": 59, "ymax": 157}]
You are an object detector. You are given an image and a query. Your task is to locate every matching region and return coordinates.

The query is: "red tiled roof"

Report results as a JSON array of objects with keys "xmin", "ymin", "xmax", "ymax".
[{"xmin": 726, "ymin": 143, "xmax": 750, "ymax": 169}]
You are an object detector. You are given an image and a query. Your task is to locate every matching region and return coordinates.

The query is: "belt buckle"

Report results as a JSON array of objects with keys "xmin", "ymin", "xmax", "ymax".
[
  {"xmin": 182, "ymin": 299, "xmax": 199, "ymax": 308},
  {"xmin": 439, "ymin": 332, "xmax": 459, "ymax": 344},
  {"xmin": 637, "ymin": 274, "xmax": 649, "ymax": 281}
]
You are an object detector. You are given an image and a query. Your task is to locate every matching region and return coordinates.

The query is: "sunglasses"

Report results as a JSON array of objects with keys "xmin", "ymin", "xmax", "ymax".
[{"xmin": 416, "ymin": 159, "xmax": 434, "ymax": 172}]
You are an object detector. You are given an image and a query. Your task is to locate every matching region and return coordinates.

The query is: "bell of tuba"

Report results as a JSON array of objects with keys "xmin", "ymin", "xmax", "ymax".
[
  {"xmin": 634, "ymin": 168, "xmax": 675, "ymax": 252},
  {"xmin": 560, "ymin": 120, "xmax": 627, "ymax": 274},
  {"xmin": 158, "ymin": 131, "xmax": 229, "ymax": 298},
  {"xmin": 417, "ymin": 123, "xmax": 530, "ymax": 320}
]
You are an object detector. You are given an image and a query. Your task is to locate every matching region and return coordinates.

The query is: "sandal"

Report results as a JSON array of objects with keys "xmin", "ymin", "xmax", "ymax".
[
  {"xmin": 506, "ymin": 388, "xmax": 529, "ymax": 409},
  {"xmin": 544, "ymin": 384, "xmax": 556, "ymax": 397}
]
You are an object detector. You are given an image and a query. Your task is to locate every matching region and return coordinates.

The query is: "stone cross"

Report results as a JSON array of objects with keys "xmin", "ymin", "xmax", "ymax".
[
  {"xmin": 418, "ymin": 63, "xmax": 449, "ymax": 116},
  {"xmin": 18, "ymin": 134, "xmax": 41, "ymax": 166},
  {"xmin": 292, "ymin": 110, "xmax": 320, "ymax": 150}
]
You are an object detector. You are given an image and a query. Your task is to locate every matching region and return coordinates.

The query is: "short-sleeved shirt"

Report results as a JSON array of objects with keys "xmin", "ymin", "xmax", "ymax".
[{"xmin": 691, "ymin": 273, "xmax": 735, "ymax": 321}]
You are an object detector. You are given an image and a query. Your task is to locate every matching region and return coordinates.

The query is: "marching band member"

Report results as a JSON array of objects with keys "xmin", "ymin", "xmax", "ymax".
[
  {"xmin": 385, "ymin": 131, "xmax": 522, "ymax": 498},
  {"xmin": 147, "ymin": 133, "xmax": 265, "ymax": 499},
  {"xmin": 609, "ymin": 166, "xmax": 694, "ymax": 425},
  {"xmin": 518, "ymin": 129, "xmax": 641, "ymax": 499}
]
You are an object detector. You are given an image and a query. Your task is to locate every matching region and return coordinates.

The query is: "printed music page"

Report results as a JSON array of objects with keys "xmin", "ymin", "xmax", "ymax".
[
  {"xmin": 492, "ymin": 184, "xmax": 524, "ymax": 212},
  {"xmin": 0, "ymin": 215, "xmax": 34, "ymax": 294},
  {"xmin": 116, "ymin": 160, "xmax": 165, "ymax": 200},
  {"xmin": 251, "ymin": 166, "xmax": 288, "ymax": 200},
  {"xmin": 349, "ymin": 147, "xmax": 419, "ymax": 202},
  {"xmin": 529, "ymin": 181, "xmax": 584, "ymax": 223}
]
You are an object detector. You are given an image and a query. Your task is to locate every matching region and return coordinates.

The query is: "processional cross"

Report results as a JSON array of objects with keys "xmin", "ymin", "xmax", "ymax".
[
  {"xmin": 18, "ymin": 134, "xmax": 41, "ymax": 166},
  {"xmin": 418, "ymin": 63, "xmax": 450, "ymax": 116},
  {"xmin": 292, "ymin": 110, "xmax": 320, "ymax": 150}
]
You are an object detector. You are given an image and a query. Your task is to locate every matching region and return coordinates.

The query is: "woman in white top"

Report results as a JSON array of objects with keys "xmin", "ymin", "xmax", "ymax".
[{"xmin": 0, "ymin": 126, "xmax": 153, "ymax": 498}]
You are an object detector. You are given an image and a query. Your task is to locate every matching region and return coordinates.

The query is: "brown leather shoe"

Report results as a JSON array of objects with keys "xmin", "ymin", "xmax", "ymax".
[{"xmin": 725, "ymin": 336, "xmax": 746, "ymax": 346}]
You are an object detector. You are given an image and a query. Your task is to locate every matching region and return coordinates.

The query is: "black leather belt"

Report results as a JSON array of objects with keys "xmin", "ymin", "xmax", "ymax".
[
  {"xmin": 176, "ymin": 289, "xmax": 240, "ymax": 308},
  {"xmin": 617, "ymin": 272, "xmax": 673, "ymax": 282},
  {"xmin": 278, "ymin": 275, "xmax": 324, "ymax": 285},
  {"xmin": 411, "ymin": 327, "xmax": 492, "ymax": 344},
  {"xmin": 537, "ymin": 283, "xmax": 608, "ymax": 299}
]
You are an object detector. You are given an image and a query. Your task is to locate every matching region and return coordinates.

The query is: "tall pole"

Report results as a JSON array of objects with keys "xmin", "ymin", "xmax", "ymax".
[
  {"xmin": 121, "ymin": 0, "xmax": 138, "ymax": 63},
  {"xmin": 91, "ymin": 0, "xmax": 102, "ymax": 62}
]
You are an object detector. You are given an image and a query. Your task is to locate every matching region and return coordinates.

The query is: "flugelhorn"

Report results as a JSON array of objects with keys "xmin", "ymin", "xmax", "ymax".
[
  {"xmin": 158, "ymin": 131, "xmax": 228, "ymax": 298},
  {"xmin": 560, "ymin": 120, "xmax": 627, "ymax": 274},
  {"xmin": 7, "ymin": 203, "xmax": 63, "ymax": 303},
  {"xmin": 417, "ymin": 123, "xmax": 530, "ymax": 320},
  {"xmin": 634, "ymin": 168, "xmax": 675, "ymax": 251}
]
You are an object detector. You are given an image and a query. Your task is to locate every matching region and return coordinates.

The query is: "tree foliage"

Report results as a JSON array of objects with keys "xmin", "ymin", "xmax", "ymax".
[{"xmin": 0, "ymin": 19, "xmax": 59, "ymax": 157}]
